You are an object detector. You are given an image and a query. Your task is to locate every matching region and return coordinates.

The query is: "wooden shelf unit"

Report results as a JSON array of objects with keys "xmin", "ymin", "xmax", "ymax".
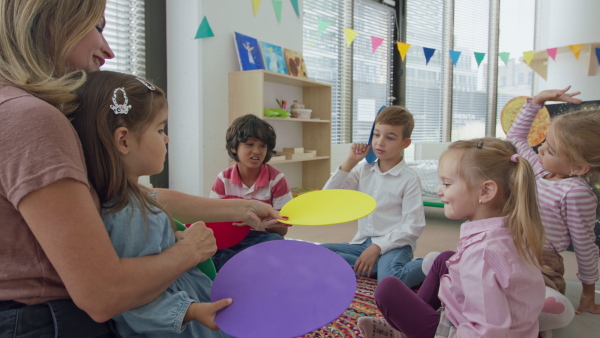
[{"xmin": 229, "ymin": 70, "xmax": 332, "ymax": 190}]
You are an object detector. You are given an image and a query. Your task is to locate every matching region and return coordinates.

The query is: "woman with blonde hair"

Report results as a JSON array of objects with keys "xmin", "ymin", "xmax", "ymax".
[{"xmin": 0, "ymin": 1, "xmax": 280, "ymax": 335}]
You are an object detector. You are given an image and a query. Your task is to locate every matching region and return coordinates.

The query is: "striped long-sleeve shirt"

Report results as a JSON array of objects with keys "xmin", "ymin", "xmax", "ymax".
[{"xmin": 507, "ymin": 101, "xmax": 599, "ymax": 284}]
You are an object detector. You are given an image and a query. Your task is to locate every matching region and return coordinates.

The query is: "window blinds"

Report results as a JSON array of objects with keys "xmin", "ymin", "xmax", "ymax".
[
  {"xmin": 103, "ymin": 0, "xmax": 146, "ymax": 77},
  {"xmin": 405, "ymin": 0, "xmax": 535, "ymax": 142},
  {"xmin": 351, "ymin": 0, "xmax": 395, "ymax": 143},
  {"xmin": 303, "ymin": 0, "xmax": 394, "ymax": 144},
  {"xmin": 404, "ymin": 0, "xmax": 444, "ymax": 142}
]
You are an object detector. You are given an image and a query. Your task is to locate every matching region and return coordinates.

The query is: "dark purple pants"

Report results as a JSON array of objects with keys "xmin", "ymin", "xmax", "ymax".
[{"xmin": 374, "ymin": 251, "xmax": 455, "ymax": 338}]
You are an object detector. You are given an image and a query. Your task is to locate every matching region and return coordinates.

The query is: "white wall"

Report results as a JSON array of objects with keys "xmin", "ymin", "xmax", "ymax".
[
  {"xmin": 166, "ymin": 0, "xmax": 303, "ymax": 196},
  {"xmin": 537, "ymin": 0, "xmax": 600, "ymax": 100}
]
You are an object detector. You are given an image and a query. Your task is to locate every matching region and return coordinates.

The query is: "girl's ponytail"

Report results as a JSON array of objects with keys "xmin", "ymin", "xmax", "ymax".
[{"xmin": 505, "ymin": 155, "xmax": 545, "ymax": 268}]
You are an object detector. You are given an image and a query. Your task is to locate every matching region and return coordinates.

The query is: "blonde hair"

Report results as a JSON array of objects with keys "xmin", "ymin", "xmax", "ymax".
[
  {"xmin": 440, "ymin": 137, "xmax": 545, "ymax": 268},
  {"xmin": 375, "ymin": 106, "xmax": 414, "ymax": 138},
  {"xmin": 0, "ymin": 0, "xmax": 106, "ymax": 114},
  {"xmin": 71, "ymin": 71, "xmax": 171, "ymax": 230},
  {"xmin": 551, "ymin": 109, "xmax": 600, "ymax": 185}
]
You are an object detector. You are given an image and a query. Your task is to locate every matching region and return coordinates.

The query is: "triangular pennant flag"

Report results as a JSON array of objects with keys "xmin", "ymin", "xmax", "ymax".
[
  {"xmin": 546, "ymin": 48, "xmax": 558, "ymax": 61},
  {"xmin": 371, "ymin": 36, "xmax": 384, "ymax": 54},
  {"xmin": 290, "ymin": 0, "xmax": 300, "ymax": 17},
  {"xmin": 344, "ymin": 28, "xmax": 358, "ymax": 47},
  {"xmin": 272, "ymin": 0, "xmax": 282, "ymax": 22},
  {"xmin": 449, "ymin": 50, "xmax": 461, "ymax": 66},
  {"xmin": 523, "ymin": 51, "xmax": 534, "ymax": 65},
  {"xmin": 317, "ymin": 18, "xmax": 331, "ymax": 36},
  {"xmin": 423, "ymin": 47, "xmax": 436, "ymax": 65},
  {"xmin": 195, "ymin": 17, "xmax": 214, "ymax": 39},
  {"xmin": 569, "ymin": 44, "xmax": 583, "ymax": 59},
  {"xmin": 396, "ymin": 42, "xmax": 411, "ymax": 61},
  {"xmin": 596, "ymin": 48, "xmax": 600, "ymax": 65},
  {"xmin": 252, "ymin": 0, "xmax": 262, "ymax": 17},
  {"xmin": 474, "ymin": 52, "xmax": 485, "ymax": 67},
  {"xmin": 498, "ymin": 52, "xmax": 510, "ymax": 66}
]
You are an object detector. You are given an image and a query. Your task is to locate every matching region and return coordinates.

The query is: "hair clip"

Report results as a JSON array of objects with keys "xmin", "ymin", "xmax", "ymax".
[
  {"xmin": 110, "ymin": 87, "xmax": 131, "ymax": 114},
  {"xmin": 476, "ymin": 139, "xmax": 484, "ymax": 149},
  {"xmin": 136, "ymin": 77, "xmax": 156, "ymax": 91}
]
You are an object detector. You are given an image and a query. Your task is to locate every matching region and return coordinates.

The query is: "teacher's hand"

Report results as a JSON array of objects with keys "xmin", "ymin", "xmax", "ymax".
[{"xmin": 235, "ymin": 200, "xmax": 283, "ymax": 231}]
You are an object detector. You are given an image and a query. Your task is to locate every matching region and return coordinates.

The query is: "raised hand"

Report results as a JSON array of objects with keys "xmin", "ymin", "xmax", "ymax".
[
  {"xmin": 531, "ymin": 86, "xmax": 582, "ymax": 106},
  {"xmin": 340, "ymin": 143, "xmax": 371, "ymax": 172}
]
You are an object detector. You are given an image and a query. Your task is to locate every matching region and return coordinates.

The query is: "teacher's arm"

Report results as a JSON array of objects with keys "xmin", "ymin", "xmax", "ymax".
[
  {"xmin": 19, "ymin": 179, "xmax": 209, "ymax": 323},
  {"xmin": 154, "ymin": 188, "xmax": 282, "ymax": 231}
]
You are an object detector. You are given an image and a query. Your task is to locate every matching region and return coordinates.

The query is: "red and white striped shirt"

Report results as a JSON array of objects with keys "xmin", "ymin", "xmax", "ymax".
[
  {"xmin": 210, "ymin": 163, "xmax": 292, "ymax": 210},
  {"xmin": 507, "ymin": 101, "xmax": 599, "ymax": 284}
]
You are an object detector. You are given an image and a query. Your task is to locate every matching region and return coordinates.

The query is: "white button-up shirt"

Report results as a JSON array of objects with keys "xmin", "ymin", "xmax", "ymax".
[{"xmin": 323, "ymin": 159, "xmax": 426, "ymax": 254}]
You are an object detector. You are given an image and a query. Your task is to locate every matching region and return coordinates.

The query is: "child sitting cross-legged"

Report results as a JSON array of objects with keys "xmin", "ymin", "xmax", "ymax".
[
  {"xmin": 210, "ymin": 114, "xmax": 292, "ymax": 271},
  {"xmin": 320, "ymin": 106, "xmax": 426, "ymax": 287}
]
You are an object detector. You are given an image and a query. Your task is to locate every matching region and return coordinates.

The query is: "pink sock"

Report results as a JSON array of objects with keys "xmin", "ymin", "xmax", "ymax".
[{"xmin": 357, "ymin": 317, "xmax": 406, "ymax": 338}]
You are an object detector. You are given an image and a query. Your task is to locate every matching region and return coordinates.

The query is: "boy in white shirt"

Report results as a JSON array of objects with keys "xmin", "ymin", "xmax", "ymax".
[{"xmin": 321, "ymin": 106, "xmax": 426, "ymax": 287}]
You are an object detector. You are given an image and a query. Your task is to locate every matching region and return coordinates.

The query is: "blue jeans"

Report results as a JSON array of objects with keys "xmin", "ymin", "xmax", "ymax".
[
  {"xmin": 0, "ymin": 299, "xmax": 118, "ymax": 338},
  {"xmin": 321, "ymin": 238, "xmax": 425, "ymax": 287},
  {"xmin": 212, "ymin": 231, "xmax": 283, "ymax": 271}
]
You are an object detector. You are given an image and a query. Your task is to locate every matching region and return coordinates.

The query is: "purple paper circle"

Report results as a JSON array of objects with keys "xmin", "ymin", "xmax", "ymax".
[{"xmin": 211, "ymin": 240, "xmax": 356, "ymax": 338}]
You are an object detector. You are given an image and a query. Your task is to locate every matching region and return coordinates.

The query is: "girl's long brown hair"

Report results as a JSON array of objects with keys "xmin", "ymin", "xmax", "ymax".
[
  {"xmin": 441, "ymin": 137, "xmax": 546, "ymax": 268},
  {"xmin": 71, "ymin": 71, "xmax": 170, "ymax": 227}
]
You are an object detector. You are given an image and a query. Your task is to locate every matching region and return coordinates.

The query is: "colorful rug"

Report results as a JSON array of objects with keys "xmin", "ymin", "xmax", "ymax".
[{"xmin": 300, "ymin": 276, "xmax": 383, "ymax": 338}]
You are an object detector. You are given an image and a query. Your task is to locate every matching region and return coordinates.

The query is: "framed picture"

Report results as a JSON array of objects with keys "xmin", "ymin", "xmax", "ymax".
[
  {"xmin": 234, "ymin": 32, "xmax": 264, "ymax": 71},
  {"xmin": 283, "ymin": 48, "xmax": 308, "ymax": 78},
  {"xmin": 259, "ymin": 41, "xmax": 288, "ymax": 75}
]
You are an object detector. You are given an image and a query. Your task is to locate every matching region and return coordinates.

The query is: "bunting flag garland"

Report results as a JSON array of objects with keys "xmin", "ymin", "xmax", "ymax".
[
  {"xmin": 449, "ymin": 50, "xmax": 461, "ymax": 66},
  {"xmin": 498, "ymin": 52, "xmax": 510, "ymax": 66},
  {"xmin": 252, "ymin": 0, "xmax": 262, "ymax": 17},
  {"xmin": 290, "ymin": 0, "xmax": 300, "ymax": 17},
  {"xmin": 371, "ymin": 36, "xmax": 384, "ymax": 54},
  {"xmin": 317, "ymin": 19, "xmax": 332, "ymax": 36},
  {"xmin": 272, "ymin": 0, "xmax": 282, "ymax": 22},
  {"xmin": 474, "ymin": 52, "xmax": 485, "ymax": 67},
  {"xmin": 397, "ymin": 42, "xmax": 411, "ymax": 61},
  {"xmin": 596, "ymin": 48, "xmax": 600, "ymax": 65},
  {"xmin": 523, "ymin": 51, "xmax": 535, "ymax": 65},
  {"xmin": 423, "ymin": 47, "xmax": 436, "ymax": 65},
  {"xmin": 569, "ymin": 44, "xmax": 583, "ymax": 59},
  {"xmin": 345, "ymin": 28, "xmax": 358, "ymax": 46},
  {"xmin": 195, "ymin": 17, "xmax": 214, "ymax": 39},
  {"xmin": 546, "ymin": 48, "xmax": 558, "ymax": 61}
]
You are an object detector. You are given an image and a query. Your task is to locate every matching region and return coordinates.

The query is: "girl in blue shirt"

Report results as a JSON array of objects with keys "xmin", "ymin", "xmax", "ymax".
[{"xmin": 71, "ymin": 70, "xmax": 232, "ymax": 337}]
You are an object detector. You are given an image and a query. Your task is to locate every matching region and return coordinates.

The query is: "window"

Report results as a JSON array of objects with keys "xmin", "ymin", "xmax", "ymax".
[
  {"xmin": 404, "ymin": 0, "xmax": 536, "ymax": 142},
  {"xmin": 303, "ymin": 0, "xmax": 395, "ymax": 144},
  {"xmin": 103, "ymin": 0, "xmax": 146, "ymax": 76}
]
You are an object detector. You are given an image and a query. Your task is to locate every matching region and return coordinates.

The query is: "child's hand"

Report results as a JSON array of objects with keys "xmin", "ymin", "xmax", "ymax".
[
  {"xmin": 349, "ymin": 143, "xmax": 371, "ymax": 162},
  {"xmin": 531, "ymin": 86, "xmax": 582, "ymax": 106},
  {"xmin": 575, "ymin": 285, "xmax": 600, "ymax": 315},
  {"xmin": 175, "ymin": 221, "xmax": 217, "ymax": 263},
  {"xmin": 340, "ymin": 143, "xmax": 371, "ymax": 172},
  {"xmin": 185, "ymin": 298, "xmax": 233, "ymax": 330},
  {"xmin": 354, "ymin": 244, "xmax": 381, "ymax": 277}
]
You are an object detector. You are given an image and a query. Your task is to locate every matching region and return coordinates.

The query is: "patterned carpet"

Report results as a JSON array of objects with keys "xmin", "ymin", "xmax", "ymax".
[{"xmin": 299, "ymin": 276, "xmax": 384, "ymax": 338}]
